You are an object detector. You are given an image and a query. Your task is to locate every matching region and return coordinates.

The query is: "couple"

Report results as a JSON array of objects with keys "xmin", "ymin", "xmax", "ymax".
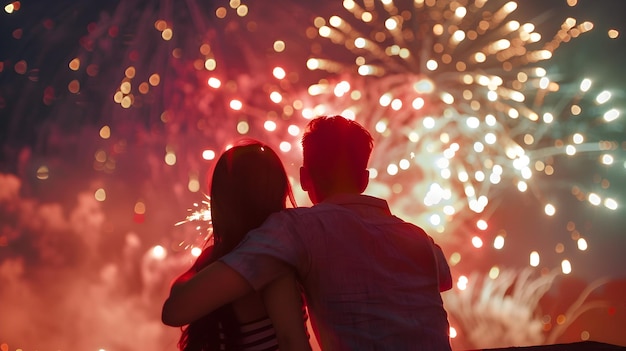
[{"xmin": 162, "ymin": 116, "xmax": 453, "ymax": 351}]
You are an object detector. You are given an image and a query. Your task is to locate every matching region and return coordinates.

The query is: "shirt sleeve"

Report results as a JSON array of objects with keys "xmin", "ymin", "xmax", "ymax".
[{"xmin": 218, "ymin": 210, "xmax": 303, "ymax": 291}]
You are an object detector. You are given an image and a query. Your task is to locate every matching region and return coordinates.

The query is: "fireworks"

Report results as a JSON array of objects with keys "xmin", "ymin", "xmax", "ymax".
[
  {"xmin": 175, "ymin": 196, "xmax": 213, "ymax": 254},
  {"xmin": 161, "ymin": 1, "xmax": 624, "ymax": 344},
  {"xmin": 161, "ymin": 0, "xmax": 623, "ymax": 272},
  {"xmin": 443, "ymin": 268, "xmax": 610, "ymax": 349},
  {"xmin": 444, "ymin": 268, "xmax": 557, "ymax": 348},
  {"xmin": 84, "ymin": 0, "xmax": 621, "ymax": 262},
  {"xmin": 1, "ymin": 0, "xmax": 625, "ymax": 349},
  {"xmin": 281, "ymin": 1, "xmax": 619, "ymax": 233}
]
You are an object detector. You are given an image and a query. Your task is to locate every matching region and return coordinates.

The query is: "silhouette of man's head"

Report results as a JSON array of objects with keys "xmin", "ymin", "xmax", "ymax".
[{"xmin": 300, "ymin": 115, "xmax": 373, "ymax": 203}]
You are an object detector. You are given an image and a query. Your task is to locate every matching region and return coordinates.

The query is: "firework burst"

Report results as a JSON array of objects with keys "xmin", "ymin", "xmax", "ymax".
[
  {"xmin": 80, "ymin": 0, "xmax": 622, "ymax": 279},
  {"xmin": 272, "ymin": 0, "xmax": 621, "ymax": 241},
  {"xmin": 442, "ymin": 267, "xmax": 610, "ymax": 349},
  {"xmin": 2, "ymin": 0, "xmax": 624, "ymax": 349}
]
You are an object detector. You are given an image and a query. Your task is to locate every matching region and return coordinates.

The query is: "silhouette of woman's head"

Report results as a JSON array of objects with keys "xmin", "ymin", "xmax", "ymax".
[
  {"xmin": 209, "ymin": 139, "xmax": 293, "ymax": 257},
  {"xmin": 300, "ymin": 115, "xmax": 373, "ymax": 203}
]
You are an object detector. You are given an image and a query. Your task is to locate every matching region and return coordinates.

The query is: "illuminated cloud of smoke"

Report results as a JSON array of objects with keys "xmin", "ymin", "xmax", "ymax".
[{"xmin": 0, "ymin": 173, "xmax": 183, "ymax": 350}]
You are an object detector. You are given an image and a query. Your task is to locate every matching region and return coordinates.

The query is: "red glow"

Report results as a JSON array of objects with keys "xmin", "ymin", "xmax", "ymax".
[{"xmin": 133, "ymin": 213, "xmax": 145, "ymax": 224}]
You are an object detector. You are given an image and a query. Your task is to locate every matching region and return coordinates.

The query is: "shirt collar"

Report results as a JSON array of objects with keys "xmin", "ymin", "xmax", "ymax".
[{"xmin": 321, "ymin": 193, "xmax": 391, "ymax": 214}]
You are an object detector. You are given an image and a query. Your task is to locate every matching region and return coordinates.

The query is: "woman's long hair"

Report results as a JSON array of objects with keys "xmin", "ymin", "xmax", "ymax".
[{"xmin": 178, "ymin": 140, "xmax": 295, "ymax": 351}]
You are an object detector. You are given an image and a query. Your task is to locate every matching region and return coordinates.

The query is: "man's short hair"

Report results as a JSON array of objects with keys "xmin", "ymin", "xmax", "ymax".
[{"xmin": 301, "ymin": 115, "xmax": 373, "ymax": 195}]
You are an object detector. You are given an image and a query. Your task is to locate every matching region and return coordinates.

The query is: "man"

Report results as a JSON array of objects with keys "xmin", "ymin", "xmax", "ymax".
[{"xmin": 163, "ymin": 115, "xmax": 453, "ymax": 350}]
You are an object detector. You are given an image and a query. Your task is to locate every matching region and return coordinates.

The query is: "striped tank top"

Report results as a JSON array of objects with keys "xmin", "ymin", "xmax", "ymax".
[{"xmin": 220, "ymin": 308, "xmax": 309, "ymax": 350}]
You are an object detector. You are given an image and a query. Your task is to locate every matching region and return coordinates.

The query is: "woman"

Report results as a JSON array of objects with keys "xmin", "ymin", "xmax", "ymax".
[{"xmin": 171, "ymin": 140, "xmax": 311, "ymax": 351}]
